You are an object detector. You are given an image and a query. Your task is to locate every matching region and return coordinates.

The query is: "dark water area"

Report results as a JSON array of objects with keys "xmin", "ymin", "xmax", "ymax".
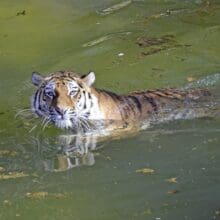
[{"xmin": 0, "ymin": 0, "xmax": 220, "ymax": 219}]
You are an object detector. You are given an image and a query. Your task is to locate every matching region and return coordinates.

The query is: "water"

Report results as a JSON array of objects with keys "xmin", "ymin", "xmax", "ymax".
[{"xmin": 0, "ymin": 0, "xmax": 220, "ymax": 219}]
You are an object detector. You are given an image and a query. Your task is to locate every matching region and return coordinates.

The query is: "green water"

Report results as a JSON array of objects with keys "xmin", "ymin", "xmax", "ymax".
[{"xmin": 0, "ymin": 0, "xmax": 220, "ymax": 219}]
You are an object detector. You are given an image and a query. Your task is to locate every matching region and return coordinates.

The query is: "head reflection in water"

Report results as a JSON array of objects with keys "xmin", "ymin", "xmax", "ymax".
[{"xmin": 42, "ymin": 134, "xmax": 98, "ymax": 172}]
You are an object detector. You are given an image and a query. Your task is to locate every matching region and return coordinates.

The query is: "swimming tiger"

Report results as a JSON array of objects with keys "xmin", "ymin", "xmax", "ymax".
[{"xmin": 31, "ymin": 70, "xmax": 212, "ymax": 132}]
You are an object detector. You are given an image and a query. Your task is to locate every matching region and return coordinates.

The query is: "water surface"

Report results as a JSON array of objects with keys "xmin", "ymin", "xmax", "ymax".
[{"xmin": 0, "ymin": 0, "xmax": 220, "ymax": 219}]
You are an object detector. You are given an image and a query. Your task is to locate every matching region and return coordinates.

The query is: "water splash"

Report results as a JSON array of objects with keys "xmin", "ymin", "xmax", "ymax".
[{"xmin": 184, "ymin": 73, "xmax": 220, "ymax": 89}]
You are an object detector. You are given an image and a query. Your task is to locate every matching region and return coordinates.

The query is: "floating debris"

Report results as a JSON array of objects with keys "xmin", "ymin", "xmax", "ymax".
[
  {"xmin": 135, "ymin": 168, "xmax": 155, "ymax": 174},
  {"xmin": 0, "ymin": 150, "xmax": 18, "ymax": 157},
  {"xmin": 187, "ymin": 76, "xmax": 196, "ymax": 82},
  {"xmin": 82, "ymin": 35, "xmax": 112, "ymax": 47},
  {"xmin": 0, "ymin": 172, "xmax": 28, "ymax": 180},
  {"xmin": 83, "ymin": 31, "xmax": 131, "ymax": 47},
  {"xmin": 105, "ymin": 156, "xmax": 112, "ymax": 161},
  {"xmin": 0, "ymin": 167, "xmax": 5, "ymax": 172},
  {"xmin": 26, "ymin": 192, "xmax": 68, "ymax": 199},
  {"xmin": 98, "ymin": 0, "xmax": 132, "ymax": 15},
  {"xmin": 145, "ymin": 8, "xmax": 197, "ymax": 20},
  {"xmin": 167, "ymin": 189, "xmax": 179, "ymax": 194},
  {"xmin": 215, "ymin": 210, "xmax": 220, "ymax": 216},
  {"xmin": 165, "ymin": 177, "xmax": 178, "ymax": 183},
  {"xmin": 141, "ymin": 208, "xmax": 152, "ymax": 215},
  {"xmin": 16, "ymin": 10, "xmax": 26, "ymax": 16},
  {"xmin": 141, "ymin": 47, "xmax": 168, "ymax": 56},
  {"xmin": 26, "ymin": 192, "xmax": 48, "ymax": 199},
  {"xmin": 136, "ymin": 35, "xmax": 177, "ymax": 57},
  {"xmin": 137, "ymin": 35, "xmax": 175, "ymax": 47},
  {"xmin": 3, "ymin": 200, "xmax": 12, "ymax": 206},
  {"xmin": 118, "ymin": 52, "xmax": 124, "ymax": 57}
]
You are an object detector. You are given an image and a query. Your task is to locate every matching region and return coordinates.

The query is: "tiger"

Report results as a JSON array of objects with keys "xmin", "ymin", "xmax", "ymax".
[{"xmin": 31, "ymin": 70, "xmax": 213, "ymax": 132}]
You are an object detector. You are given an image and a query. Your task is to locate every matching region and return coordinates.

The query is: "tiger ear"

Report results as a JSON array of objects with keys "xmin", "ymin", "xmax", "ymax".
[
  {"xmin": 81, "ymin": 71, "xmax": 96, "ymax": 86},
  {"xmin": 32, "ymin": 71, "xmax": 43, "ymax": 86}
]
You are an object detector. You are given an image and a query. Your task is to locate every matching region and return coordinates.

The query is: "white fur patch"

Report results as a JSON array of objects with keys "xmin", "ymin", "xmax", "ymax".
[
  {"xmin": 88, "ymin": 94, "xmax": 104, "ymax": 120},
  {"xmin": 55, "ymin": 118, "xmax": 73, "ymax": 129}
]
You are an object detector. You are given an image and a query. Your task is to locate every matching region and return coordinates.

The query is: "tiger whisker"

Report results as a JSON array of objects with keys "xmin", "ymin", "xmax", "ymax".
[
  {"xmin": 15, "ymin": 108, "xmax": 33, "ymax": 118},
  {"xmin": 42, "ymin": 118, "xmax": 52, "ymax": 130},
  {"xmin": 41, "ymin": 116, "xmax": 50, "ymax": 126},
  {"xmin": 28, "ymin": 117, "xmax": 46, "ymax": 133},
  {"xmin": 42, "ymin": 121, "xmax": 50, "ymax": 130},
  {"xmin": 29, "ymin": 124, "xmax": 38, "ymax": 133}
]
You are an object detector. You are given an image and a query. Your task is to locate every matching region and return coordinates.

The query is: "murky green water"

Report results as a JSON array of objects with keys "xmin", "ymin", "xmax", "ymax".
[{"xmin": 0, "ymin": 0, "xmax": 220, "ymax": 219}]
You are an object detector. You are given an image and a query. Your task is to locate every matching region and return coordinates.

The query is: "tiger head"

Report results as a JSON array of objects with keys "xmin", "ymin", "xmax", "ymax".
[{"xmin": 31, "ymin": 71, "xmax": 97, "ymax": 130}]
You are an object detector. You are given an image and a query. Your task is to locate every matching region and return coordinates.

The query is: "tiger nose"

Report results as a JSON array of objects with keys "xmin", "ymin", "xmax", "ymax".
[{"xmin": 55, "ymin": 107, "xmax": 67, "ymax": 117}]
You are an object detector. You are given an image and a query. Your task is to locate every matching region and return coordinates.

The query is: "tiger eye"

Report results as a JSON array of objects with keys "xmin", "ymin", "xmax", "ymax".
[
  {"xmin": 45, "ymin": 91, "xmax": 54, "ymax": 98},
  {"xmin": 69, "ymin": 90, "xmax": 78, "ymax": 96}
]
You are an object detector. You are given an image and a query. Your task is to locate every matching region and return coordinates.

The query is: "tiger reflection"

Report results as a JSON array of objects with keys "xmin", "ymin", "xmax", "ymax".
[
  {"xmin": 41, "ymin": 126, "xmax": 138, "ymax": 172},
  {"xmin": 42, "ymin": 134, "xmax": 100, "ymax": 172}
]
